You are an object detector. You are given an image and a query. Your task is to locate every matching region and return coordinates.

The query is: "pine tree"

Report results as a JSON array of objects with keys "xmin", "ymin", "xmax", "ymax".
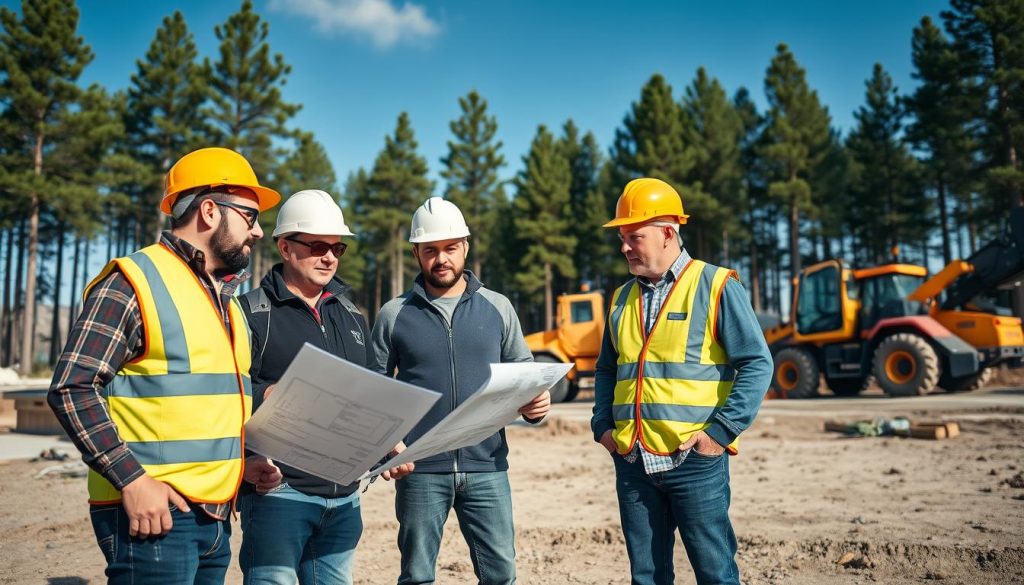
[
  {"xmin": 610, "ymin": 73, "xmax": 694, "ymax": 186},
  {"xmin": 681, "ymin": 67, "xmax": 746, "ymax": 263},
  {"xmin": 126, "ymin": 10, "xmax": 208, "ymax": 243},
  {"xmin": 942, "ymin": 0, "xmax": 1024, "ymax": 214},
  {"xmin": 368, "ymin": 113, "xmax": 434, "ymax": 298},
  {"xmin": 558, "ymin": 120, "xmax": 604, "ymax": 291},
  {"xmin": 206, "ymin": 0, "xmax": 300, "ymax": 281},
  {"xmin": 440, "ymin": 90, "xmax": 506, "ymax": 280},
  {"xmin": 513, "ymin": 125, "xmax": 576, "ymax": 331},
  {"xmin": 0, "ymin": 0, "xmax": 93, "ymax": 374},
  {"xmin": 846, "ymin": 64, "xmax": 926, "ymax": 264},
  {"xmin": 906, "ymin": 16, "xmax": 977, "ymax": 264},
  {"xmin": 733, "ymin": 87, "xmax": 771, "ymax": 310},
  {"xmin": 760, "ymin": 43, "xmax": 832, "ymax": 278}
]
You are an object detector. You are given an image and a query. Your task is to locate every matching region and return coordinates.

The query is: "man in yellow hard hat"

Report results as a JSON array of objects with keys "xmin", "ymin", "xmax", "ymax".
[
  {"xmin": 48, "ymin": 147, "xmax": 281, "ymax": 584},
  {"xmin": 591, "ymin": 178, "xmax": 772, "ymax": 585}
]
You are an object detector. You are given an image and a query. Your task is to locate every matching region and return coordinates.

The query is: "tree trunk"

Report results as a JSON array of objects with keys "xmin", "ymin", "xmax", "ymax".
[
  {"xmin": 1, "ymin": 228, "xmax": 12, "ymax": 366},
  {"xmin": 373, "ymin": 263, "xmax": 382, "ymax": 324},
  {"xmin": 67, "ymin": 236, "xmax": 81, "ymax": 338},
  {"xmin": 543, "ymin": 262, "xmax": 553, "ymax": 331},
  {"xmin": 749, "ymin": 235, "xmax": 761, "ymax": 312},
  {"xmin": 11, "ymin": 220, "xmax": 27, "ymax": 368},
  {"xmin": 966, "ymin": 195, "xmax": 977, "ymax": 254},
  {"xmin": 20, "ymin": 130, "xmax": 44, "ymax": 376},
  {"xmin": 937, "ymin": 179, "xmax": 951, "ymax": 264},
  {"xmin": 49, "ymin": 223, "xmax": 65, "ymax": 365},
  {"xmin": 789, "ymin": 197, "xmax": 801, "ymax": 279}
]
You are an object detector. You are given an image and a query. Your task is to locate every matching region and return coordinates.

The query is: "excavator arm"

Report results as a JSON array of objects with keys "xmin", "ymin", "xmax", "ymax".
[{"xmin": 937, "ymin": 208, "xmax": 1024, "ymax": 311}]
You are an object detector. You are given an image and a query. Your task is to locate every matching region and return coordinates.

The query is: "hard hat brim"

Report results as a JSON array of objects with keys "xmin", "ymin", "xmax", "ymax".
[
  {"xmin": 160, "ymin": 183, "xmax": 282, "ymax": 216},
  {"xmin": 602, "ymin": 214, "xmax": 689, "ymax": 228}
]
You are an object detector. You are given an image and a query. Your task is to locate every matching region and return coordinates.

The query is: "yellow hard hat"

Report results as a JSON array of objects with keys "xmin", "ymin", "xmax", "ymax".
[
  {"xmin": 160, "ymin": 147, "xmax": 281, "ymax": 215},
  {"xmin": 603, "ymin": 177, "xmax": 689, "ymax": 228}
]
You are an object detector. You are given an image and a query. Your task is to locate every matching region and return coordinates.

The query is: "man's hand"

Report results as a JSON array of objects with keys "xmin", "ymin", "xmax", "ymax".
[
  {"xmin": 380, "ymin": 442, "xmax": 414, "ymax": 481},
  {"xmin": 598, "ymin": 430, "xmax": 617, "ymax": 454},
  {"xmin": 244, "ymin": 455, "xmax": 283, "ymax": 493},
  {"xmin": 120, "ymin": 474, "xmax": 190, "ymax": 538},
  {"xmin": 691, "ymin": 431, "xmax": 726, "ymax": 457},
  {"xmin": 519, "ymin": 390, "xmax": 551, "ymax": 421},
  {"xmin": 263, "ymin": 384, "xmax": 277, "ymax": 400}
]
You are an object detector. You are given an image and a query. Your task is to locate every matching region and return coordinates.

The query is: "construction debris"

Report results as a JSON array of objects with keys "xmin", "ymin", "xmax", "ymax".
[
  {"xmin": 823, "ymin": 417, "xmax": 960, "ymax": 440},
  {"xmin": 34, "ymin": 461, "xmax": 87, "ymax": 479}
]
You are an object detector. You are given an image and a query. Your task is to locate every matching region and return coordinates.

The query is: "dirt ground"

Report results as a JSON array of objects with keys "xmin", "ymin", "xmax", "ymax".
[{"xmin": 1, "ymin": 401, "xmax": 1023, "ymax": 585}]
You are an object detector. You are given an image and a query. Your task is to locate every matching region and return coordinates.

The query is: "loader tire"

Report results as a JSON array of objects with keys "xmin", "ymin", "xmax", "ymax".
[
  {"xmin": 873, "ymin": 333, "xmax": 940, "ymax": 397},
  {"xmin": 772, "ymin": 347, "xmax": 820, "ymax": 399},
  {"xmin": 534, "ymin": 354, "xmax": 570, "ymax": 403},
  {"xmin": 939, "ymin": 367, "xmax": 993, "ymax": 393}
]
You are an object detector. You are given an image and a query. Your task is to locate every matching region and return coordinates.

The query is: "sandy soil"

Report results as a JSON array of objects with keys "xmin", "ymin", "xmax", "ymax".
[{"xmin": 2, "ymin": 405, "xmax": 1023, "ymax": 585}]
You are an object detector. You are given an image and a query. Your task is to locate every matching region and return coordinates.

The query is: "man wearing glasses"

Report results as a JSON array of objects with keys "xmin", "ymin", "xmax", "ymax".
[
  {"xmin": 49, "ymin": 147, "xmax": 281, "ymax": 584},
  {"xmin": 238, "ymin": 189, "xmax": 413, "ymax": 585}
]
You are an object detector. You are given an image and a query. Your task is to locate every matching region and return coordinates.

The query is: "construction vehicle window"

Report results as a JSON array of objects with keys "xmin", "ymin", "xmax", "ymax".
[
  {"xmin": 570, "ymin": 301, "xmax": 594, "ymax": 323},
  {"xmin": 845, "ymin": 272, "xmax": 859, "ymax": 301},
  {"xmin": 797, "ymin": 265, "xmax": 842, "ymax": 334}
]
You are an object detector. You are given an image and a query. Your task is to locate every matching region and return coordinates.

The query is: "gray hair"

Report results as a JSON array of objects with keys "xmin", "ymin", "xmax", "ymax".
[{"xmin": 647, "ymin": 220, "xmax": 684, "ymax": 247}]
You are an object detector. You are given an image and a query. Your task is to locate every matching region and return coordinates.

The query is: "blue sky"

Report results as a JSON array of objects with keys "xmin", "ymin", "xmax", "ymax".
[{"xmin": 4, "ymin": 0, "xmax": 943, "ymax": 190}]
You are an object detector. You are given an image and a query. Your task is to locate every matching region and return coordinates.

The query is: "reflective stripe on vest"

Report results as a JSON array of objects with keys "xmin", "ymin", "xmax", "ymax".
[
  {"xmin": 83, "ymin": 244, "xmax": 252, "ymax": 504},
  {"xmin": 610, "ymin": 259, "xmax": 739, "ymax": 456}
]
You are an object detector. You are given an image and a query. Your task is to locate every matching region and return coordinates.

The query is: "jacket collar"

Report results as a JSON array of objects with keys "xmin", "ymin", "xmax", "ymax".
[
  {"xmin": 411, "ymin": 269, "xmax": 482, "ymax": 303},
  {"xmin": 261, "ymin": 263, "xmax": 351, "ymax": 305}
]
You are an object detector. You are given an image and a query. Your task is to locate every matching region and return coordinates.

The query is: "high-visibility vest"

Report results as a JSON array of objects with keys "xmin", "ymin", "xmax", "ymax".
[
  {"xmin": 83, "ymin": 243, "xmax": 252, "ymax": 504},
  {"xmin": 609, "ymin": 259, "xmax": 740, "ymax": 456}
]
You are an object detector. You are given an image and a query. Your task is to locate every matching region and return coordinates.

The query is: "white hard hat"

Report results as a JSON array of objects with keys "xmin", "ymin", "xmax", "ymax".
[
  {"xmin": 273, "ymin": 189, "xmax": 355, "ymax": 238},
  {"xmin": 409, "ymin": 197, "xmax": 470, "ymax": 243}
]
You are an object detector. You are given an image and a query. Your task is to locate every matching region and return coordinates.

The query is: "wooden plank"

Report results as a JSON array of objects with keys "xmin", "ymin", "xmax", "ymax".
[{"xmin": 908, "ymin": 425, "xmax": 947, "ymax": 440}]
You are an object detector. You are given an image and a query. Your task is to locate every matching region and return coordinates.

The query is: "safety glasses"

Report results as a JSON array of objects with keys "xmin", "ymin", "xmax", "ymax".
[
  {"xmin": 213, "ymin": 200, "xmax": 260, "ymax": 229},
  {"xmin": 285, "ymin": 237, "xmax": 348, "ymax": 258}
]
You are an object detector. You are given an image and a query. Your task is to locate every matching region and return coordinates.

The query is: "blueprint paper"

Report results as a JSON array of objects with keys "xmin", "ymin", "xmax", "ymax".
[
  {"xmin": 245, "ymin": 343, "xmax": 441, "ymax": 486},
  {"xmin": 367, "ymin": 361, "xmax": 572, "ymax": 476}
]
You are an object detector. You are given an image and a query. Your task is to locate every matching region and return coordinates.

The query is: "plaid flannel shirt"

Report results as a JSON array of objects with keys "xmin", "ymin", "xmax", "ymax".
[{"xmin": 48, "ymin": 232, "xmax": 249, "ymax": 519}]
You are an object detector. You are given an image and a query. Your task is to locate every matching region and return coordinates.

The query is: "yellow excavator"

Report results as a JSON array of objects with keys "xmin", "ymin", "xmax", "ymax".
[{"xmin": 765, "ymin": 209, "xmax": 1024, "ymax": 398}]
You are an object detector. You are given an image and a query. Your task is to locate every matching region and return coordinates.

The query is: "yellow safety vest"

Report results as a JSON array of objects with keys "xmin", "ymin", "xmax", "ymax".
[
  {"xmin": 83, "ymin": 243, "xmax": 252, "ymax": 504},
  {"xmin": 609, "ymin": 259, "xmax": 740, "ymax": 456}
]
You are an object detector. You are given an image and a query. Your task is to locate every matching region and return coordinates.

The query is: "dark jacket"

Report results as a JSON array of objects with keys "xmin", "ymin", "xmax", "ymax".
[
  {"xmin": 370, "ymin": 270, "xmax": 532, "ymax": 474},
  {"xmin": 241, "ymin": 264, "xmax": 372, "ymax": 497}
]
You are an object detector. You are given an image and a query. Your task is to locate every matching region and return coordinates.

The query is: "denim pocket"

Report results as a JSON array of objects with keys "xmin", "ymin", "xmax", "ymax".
[{"xmin": 89, "ymin": 505, "xmax": 119, "ymax": 564}]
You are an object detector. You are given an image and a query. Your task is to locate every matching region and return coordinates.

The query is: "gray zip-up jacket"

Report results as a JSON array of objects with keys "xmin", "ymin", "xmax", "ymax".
[{"xmin": 371, "ymin": 270, "xmax": 532, "ymax": 473}]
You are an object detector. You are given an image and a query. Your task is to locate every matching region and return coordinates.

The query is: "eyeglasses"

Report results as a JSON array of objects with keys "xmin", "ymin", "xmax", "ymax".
[
  {"xmin": 214, "ymin": 200, "xmax": 260, "ymax": 229},
  {"xmin": 285, "ymin": 237, "xmax": 347, "ymax": 258}
]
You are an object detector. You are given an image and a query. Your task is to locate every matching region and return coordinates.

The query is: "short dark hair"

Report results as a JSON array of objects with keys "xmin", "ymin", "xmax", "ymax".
[{"xmin": 168, "ymin": 189, "xmax": 233, "ymax": 230}]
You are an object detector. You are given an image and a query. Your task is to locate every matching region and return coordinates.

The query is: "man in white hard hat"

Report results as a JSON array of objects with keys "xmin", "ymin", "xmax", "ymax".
[
  {"xmin": 238, "ymin": 189, "xmax": 413, "ymax": 585},
  {"xmin": 371, "ymin": 196, "xmax": 551, "ymax": 585}
]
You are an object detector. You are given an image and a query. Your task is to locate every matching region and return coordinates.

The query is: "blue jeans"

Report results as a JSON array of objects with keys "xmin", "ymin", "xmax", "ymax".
[
  {"xmin": 90, "ymin": 503, "xmax": 231, "ymax": 585},
  {"xmin": 613, "ymin": 451, "xmax": 739, "ymax": 585},
  {"xmin": 395, "ymin": 471, "xmax": 516, "ymax": 585},
  {"xmin": 239, "ymin": 484, "xmax": 362, "ymax": 585}
]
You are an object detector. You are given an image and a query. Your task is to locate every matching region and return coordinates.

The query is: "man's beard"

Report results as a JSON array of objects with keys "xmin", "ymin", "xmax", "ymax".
[
  {"xmin": 210, "ymin": 221, "xmax": 253, "ymax": 276},
  {"xmin": 424, "ymin": 264, "xmax": 464, "ymax": 290}
]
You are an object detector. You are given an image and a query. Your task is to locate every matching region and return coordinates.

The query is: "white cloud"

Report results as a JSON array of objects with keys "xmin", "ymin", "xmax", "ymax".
[{"xmin": 269, "ymin": 0, "xmax": 441, "ymax": 49}]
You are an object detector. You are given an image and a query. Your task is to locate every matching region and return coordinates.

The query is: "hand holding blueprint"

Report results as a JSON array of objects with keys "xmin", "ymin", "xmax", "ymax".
[
  {"xmin": 367, "ymin": 361, "xmax": 572, "ymax": 477},
  {"xmin": 245, "ymin": 344, "xmax": 441, "ymax": 486}
]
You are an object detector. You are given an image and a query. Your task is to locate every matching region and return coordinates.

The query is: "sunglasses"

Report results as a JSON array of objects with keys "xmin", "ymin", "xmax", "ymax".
[
  {"xmin": 214, "ymin": 200, "xmax": 260, "ymax": 229},
  {"xmin": 286, "ymin": 237, "xmax": 348, "ymax": 258}
]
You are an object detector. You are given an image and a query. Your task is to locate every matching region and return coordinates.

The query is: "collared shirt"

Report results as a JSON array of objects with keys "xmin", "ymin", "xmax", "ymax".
[
  {"xmin": 48, "ymin": 232, "xmax": 249, "ymax": 519},
  {"xmin": 622, "ymin": 249, "xmax": 692, "ymax": 473}
]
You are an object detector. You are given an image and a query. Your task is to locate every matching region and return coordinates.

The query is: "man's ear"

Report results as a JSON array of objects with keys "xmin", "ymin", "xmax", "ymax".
[
  {"xmin": 411, "ymin": 244, "xmax": 420, "ymax": 261},
  {"xmin": 276, "ymin": 237, "xmax": 289, "ymax": 259},
  {"xmin": 198, "ymin": 198, "xmax": 220, "ymax": 230},
  {"xmin": 463, "ymin": 239, "xmax": 470, "ymax": 258}
]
